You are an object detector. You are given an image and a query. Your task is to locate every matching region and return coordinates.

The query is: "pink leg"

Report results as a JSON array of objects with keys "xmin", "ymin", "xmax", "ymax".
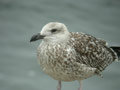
[
  {"xmin": 57, "ymin": 81, "xmax": 61, "ymax": 90},
  {"xmin": 78, "ymin": 81, "xmax": 82, "ymax": 90}
]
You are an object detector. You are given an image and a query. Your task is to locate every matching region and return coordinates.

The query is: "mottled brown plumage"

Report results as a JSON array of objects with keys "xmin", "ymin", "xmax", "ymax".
[
  {"xmin": 69, "ymin": 32, "xmax": 118, "ymax": 74},
  {"xmin": 30, "ymin": 22, "xmax": 119, "ymax": 90}
]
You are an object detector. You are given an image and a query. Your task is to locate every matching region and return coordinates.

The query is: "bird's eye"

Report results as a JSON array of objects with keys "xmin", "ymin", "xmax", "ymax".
[{"xmin": 51, "ymin": 29, "xmax": 57, "ymax": 33}]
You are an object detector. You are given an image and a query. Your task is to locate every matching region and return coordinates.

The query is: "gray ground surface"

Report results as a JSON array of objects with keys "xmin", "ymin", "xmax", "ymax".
[{"xmin": 0, "ymin": 0, "xmax": 120, "ymax": 90}]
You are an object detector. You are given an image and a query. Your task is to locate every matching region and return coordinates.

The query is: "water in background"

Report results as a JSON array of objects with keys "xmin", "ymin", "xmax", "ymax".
[{"xmin": 0, "ymin": 0, "xmax": 120, "ymax": 90}]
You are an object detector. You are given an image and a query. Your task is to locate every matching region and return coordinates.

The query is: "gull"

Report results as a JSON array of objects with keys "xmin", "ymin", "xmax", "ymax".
[{"xmin": 30, "ymin": 22, "xmax": 120, "ymax": 90}]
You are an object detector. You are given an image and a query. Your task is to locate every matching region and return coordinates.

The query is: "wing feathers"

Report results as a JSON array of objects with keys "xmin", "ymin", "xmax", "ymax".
[{"xmin": 70, "ymin": 32, "xmax": 117, "ymax": 73}]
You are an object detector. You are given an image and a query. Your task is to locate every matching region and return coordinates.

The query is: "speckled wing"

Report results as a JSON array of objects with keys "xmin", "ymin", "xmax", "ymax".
[{"xmin": 70, "ymin": 32, "xmax": 117, "ymax": 74}]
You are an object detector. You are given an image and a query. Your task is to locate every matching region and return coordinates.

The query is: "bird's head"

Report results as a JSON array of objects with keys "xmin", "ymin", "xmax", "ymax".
[{"xmin": 30, "ymin": 22, "xmax": 70, "ymax": 43}]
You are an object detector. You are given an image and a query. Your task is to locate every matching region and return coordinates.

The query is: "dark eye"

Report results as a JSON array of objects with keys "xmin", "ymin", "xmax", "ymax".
[{"xmin": 51, "ymin": 29, "xmax": 57, "ymax": 33}]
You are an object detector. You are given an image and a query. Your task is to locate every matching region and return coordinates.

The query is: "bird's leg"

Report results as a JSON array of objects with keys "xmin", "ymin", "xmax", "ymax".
[
  {"xmin": 78, "ymin": 81, "xmax": 82, "ymax": 90},
  {"xmin": 57, "ymin": 81, "xmax": 61, "ymax": 90}
]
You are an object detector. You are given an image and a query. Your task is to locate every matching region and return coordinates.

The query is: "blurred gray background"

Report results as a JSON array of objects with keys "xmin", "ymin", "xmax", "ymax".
[{"xmin": 0, "ymin": 0, "xmax": 120, "ymax": 90}]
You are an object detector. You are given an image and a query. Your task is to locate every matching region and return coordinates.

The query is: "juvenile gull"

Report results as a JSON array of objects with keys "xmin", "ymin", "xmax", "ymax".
[{"xmin": 30, "ymin": 22, "xmax": 120, "ymax": 90}]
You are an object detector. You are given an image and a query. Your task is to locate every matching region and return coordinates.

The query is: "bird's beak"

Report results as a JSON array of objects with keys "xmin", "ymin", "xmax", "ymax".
[{"xmin": 30, "ymin": 33, "xmax": 45, "ymax": 42}]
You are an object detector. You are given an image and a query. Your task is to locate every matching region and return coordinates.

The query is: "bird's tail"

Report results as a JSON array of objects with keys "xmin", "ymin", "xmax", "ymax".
[{"xmin": 110, "ymin": 46, "xmax": 120, "ymax": 61}]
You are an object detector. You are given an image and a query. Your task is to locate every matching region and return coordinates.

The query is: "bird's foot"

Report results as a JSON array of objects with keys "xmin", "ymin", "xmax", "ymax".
[
  {"xmin": 78, "ymin": 87, "xmax": 82, "ymax": 90},
  {"xmin": 57, "ymin": 81, "xmax": 61, "ymax": 90},
  {"xmin": 78, "ymin": 81, "xmax": 82, "ymax": 90}
]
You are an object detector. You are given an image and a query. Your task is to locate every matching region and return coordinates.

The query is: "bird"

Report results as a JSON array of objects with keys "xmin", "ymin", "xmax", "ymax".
[{"xmin": 30, "ymin": 22, "xmax": 120, "ymax": 90}]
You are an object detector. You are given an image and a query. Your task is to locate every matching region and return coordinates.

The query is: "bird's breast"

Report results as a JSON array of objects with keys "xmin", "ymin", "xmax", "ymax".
[
  {"xmin": 37, "ymin": 43, "xmax": 78, "ymax": 81},
  {"xmin": 37, "ymin": 42, "xmax": 96, "ymax": 81}
]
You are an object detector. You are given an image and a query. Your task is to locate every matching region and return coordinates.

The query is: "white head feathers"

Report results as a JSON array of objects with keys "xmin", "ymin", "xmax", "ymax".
[{"xmin": 40, "ymin": 22, "xmax": 70, "ymax": 43}]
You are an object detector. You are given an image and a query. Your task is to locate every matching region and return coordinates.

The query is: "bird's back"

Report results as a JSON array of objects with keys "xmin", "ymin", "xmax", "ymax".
[{"xmin": 69, "ymin": 32, "xmax": 118, "ymax": 74}]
